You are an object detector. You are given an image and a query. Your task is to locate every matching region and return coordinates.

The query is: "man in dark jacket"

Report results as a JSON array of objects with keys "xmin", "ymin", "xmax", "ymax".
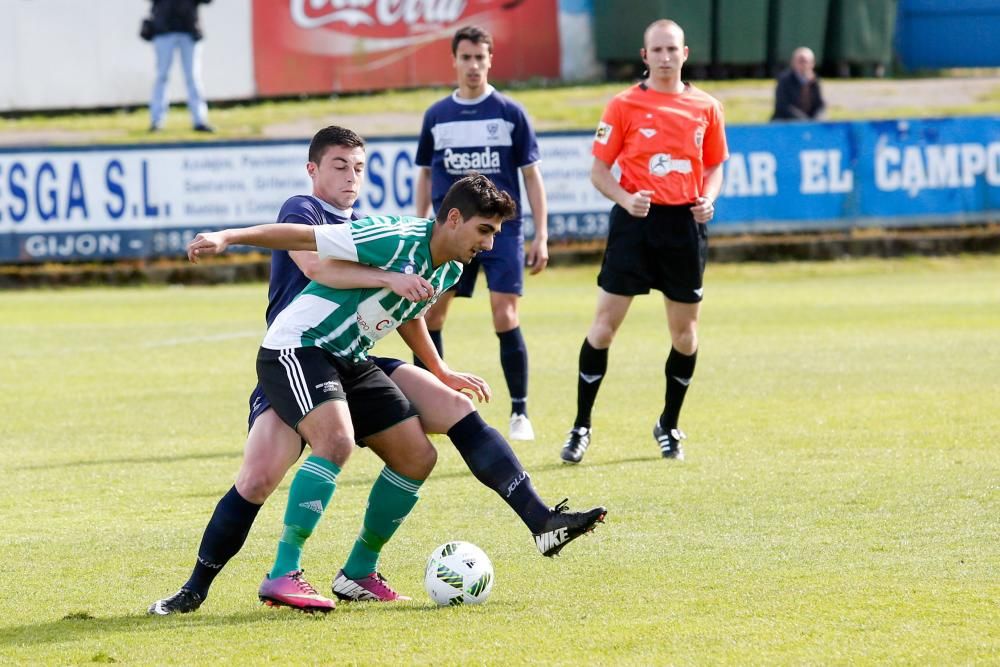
[
  {"xmin": 148, "ymin": 0, "xmax": 214, "ymax": 132},
  {"xmin": 771, "ymin": 47, "xmax": 826, "ymax": 121}
]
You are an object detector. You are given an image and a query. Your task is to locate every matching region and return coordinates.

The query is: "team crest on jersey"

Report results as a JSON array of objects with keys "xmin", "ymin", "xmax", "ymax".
[
  {"xmin": 595, "ymin": 121, "xmax": 613, "ymax": 144},
  {"xmin": 486, "ymin": 122, "xmax": 499, "ymax": 139},
  {"xmin": 694, "ymin": 127, "xmax": 705, "ymax": 147},
  {"xmin": 401, "ymin": 261, "xmax": 417, "ymax": 275}
]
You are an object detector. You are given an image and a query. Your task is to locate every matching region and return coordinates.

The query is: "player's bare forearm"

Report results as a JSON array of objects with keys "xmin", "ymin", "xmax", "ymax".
[
  {"xmin": 397, "ymin": 319, "xmax": 491, "ymax": 402},
  {"xmin": 590, "ymin": 159, "xmax": 630, "ymax": 208},
  {"xmin": 702, "ymin": 164, "xmax": 724, "ymax": 202},
  {"xmin": 522, "ymin": 165, "xmax": 550, "ymax": 273},
  {"xmin": 397, "ymin": 319, "xmax": 447, "ymax": 376},
  {"xmin": 187, "ymin": 224, "xmax": 316, "ymax": 262},
  {"xmin": 691, "ymin": 163, "xmax": 725, "ymax": 223},
  {"xmin": 290, "ymin": 254, "xmax": 434, "ymax": 301}
]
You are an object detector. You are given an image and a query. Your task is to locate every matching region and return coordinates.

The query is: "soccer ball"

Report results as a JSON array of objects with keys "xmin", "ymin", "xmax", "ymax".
[{"xmin": 424, "ymin": 541, "xmax": 494, "ymax": 606}]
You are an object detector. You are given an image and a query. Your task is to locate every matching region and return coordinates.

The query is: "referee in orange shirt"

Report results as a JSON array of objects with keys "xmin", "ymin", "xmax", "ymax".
[{"xmin": 561, "ymin": 19, "xmax": 729, "ymax": 464}]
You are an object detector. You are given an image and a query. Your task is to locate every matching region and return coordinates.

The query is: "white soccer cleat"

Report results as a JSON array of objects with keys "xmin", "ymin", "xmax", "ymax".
[{"xmin": 509, "ymin": 413, "xmax": 535, "ymax": 441}]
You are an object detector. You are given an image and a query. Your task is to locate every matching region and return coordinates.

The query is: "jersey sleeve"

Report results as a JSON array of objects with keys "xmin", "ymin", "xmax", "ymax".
[
  {"xmin": 701, "ymin": 100, "xmax": 729, "ymax": 168},
  {"xmin": 512, "ymin": 104, "xmax": 541, "ymax": 168},
  {"xmin": 415, "ymin": 108, "xmax": 436, "ymax": 168},
  {"xmin": 314, "ymin": 223, "xmax": 359, "ymax": 262},
  {"xmin": 276, "ymin": 195, "xmax": 324, "ymax": 225},
  {"xmin": 592, "ymin": 96, "xmax": 625, "ymax": 165}
]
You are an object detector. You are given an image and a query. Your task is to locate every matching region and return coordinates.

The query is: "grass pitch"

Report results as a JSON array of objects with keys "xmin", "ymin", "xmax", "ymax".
[{"xmin": 0, "ymin": 257, "xmax": 997, "ymax": 665}]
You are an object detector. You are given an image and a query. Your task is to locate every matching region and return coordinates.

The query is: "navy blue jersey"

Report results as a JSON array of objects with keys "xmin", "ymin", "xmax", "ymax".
[
  {"xmin": 264, "ymin": 195, "xmax": 358, "ymax": 327},
  {"xmin": 415, "ymin": 85, "xmax": 540, "ymax": 223}
]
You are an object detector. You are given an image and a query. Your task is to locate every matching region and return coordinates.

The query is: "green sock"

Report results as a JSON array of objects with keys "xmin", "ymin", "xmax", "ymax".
[
  {"xmin": 269, "ymin": 455, "xmax": 340, "ymax": 579},
  {"xmin": 342, "ymin": 467, "xmax": 423, "ymax": 579}
]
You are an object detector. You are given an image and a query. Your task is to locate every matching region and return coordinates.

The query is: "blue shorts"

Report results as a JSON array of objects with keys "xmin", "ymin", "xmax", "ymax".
[
  {"xmin": 454, "ymin": 223, "xmax": 524, "ymax": 297},
  {"xmin": 247, "ymin": 354, "xmax": 405, "ymax": 432}
]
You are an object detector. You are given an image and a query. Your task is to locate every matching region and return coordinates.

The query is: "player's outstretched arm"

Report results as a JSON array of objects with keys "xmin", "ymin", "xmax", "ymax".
[
  {"xmin": 295, "ymin": 255, "xmax": 435, "ymax": 302},
  {"xmin": 187, "ymin": 224, "xmax": 317, "ymax": 262}
]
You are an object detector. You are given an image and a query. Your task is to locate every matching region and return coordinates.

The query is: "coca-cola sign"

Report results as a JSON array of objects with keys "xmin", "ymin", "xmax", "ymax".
[
  {"xmin": 253, "ymin": 0, "xmax": 559, "ymax": 95},
  {"xmin": 289, "ymin": 0, "xmax": 469, "ymax": 30}
]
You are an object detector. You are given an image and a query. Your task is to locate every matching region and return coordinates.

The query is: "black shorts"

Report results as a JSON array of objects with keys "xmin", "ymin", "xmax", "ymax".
[
  {"xmin": 247, "ymin": 355, "xmax": 405, "ymax": 432},
  {"xmin": 597, "ymin": 203, "xmax": 708, "ymax": 303},
  {"xmin": 256, "ymin": 347, "xmax": 417, "ymax": 444}
]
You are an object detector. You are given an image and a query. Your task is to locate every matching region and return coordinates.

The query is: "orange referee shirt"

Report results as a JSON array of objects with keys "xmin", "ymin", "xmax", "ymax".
[{"xmin": 593, "ymin": 83, "xmax": 728, "ymax": 206}]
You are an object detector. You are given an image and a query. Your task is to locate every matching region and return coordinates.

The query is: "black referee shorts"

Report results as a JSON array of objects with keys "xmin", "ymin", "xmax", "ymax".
[
  {"xmin": 256, "ymin": 347, "xmax": 417, "ymax": 444},
  {"xmin": 597, "ymin": 203, "xmax": 708, "ymax": 303}
]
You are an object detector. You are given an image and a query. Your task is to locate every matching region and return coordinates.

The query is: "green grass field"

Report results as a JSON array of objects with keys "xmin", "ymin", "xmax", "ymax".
[{"xmin": 1, "ymin": 257, "xmax": 998, "ymax": 665}]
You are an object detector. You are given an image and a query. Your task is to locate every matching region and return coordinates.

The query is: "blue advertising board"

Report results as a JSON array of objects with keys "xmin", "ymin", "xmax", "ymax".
[{"xmin": 0, "ymin": 116, "xmax": 997, "ymax": 263}]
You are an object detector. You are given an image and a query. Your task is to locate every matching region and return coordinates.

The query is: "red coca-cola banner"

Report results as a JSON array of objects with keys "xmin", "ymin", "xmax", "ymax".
[{"xmin": 252, "ymin": 0, "xmax": 561, "ymax": 96}]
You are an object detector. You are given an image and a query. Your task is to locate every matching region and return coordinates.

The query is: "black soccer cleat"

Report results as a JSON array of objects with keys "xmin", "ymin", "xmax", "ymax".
[
  {"xmin": 533, "ymin": 499, "xmax": 607, "ymax": 557},
  {"xmin": 560, "ymin": 426, "xmax": 592, "ymax": 464},
  {"xmin": 148, "ymin": 588, "xmax": 204, "ymax": 616},
  {"xmin": 653, "ymin": 421, "xmax": 686, "ymax": 460}
]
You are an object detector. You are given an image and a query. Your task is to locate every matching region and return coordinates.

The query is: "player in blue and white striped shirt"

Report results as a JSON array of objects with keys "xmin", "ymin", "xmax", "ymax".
[{"xmin": 415, "ymin": 25, "xmax": 550, "ymax": 442}]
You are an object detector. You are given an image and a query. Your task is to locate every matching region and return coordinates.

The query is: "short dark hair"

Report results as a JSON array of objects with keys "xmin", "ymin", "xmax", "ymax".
[
  {"xmin": 437, "ymin": 173, "xmax": 517, "ymax": 224},
  {"xmin": 308, "ymin": 126, "xmax": 364, "ymax": 164},
  {"xmin": 451, "ymin": 25, "xmax": 493, "ymax": 55}
]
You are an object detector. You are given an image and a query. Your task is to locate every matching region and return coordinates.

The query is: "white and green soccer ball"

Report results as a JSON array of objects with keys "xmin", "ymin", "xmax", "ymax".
[{"xmin": 424, "ymin": 541, "xmax": 494, "ymax": 606}]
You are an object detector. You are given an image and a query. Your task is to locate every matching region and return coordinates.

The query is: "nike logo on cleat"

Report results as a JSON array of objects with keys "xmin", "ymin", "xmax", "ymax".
[{"xmin": 535, "ymin": 527, "xmax": 569, "ymax": 554}]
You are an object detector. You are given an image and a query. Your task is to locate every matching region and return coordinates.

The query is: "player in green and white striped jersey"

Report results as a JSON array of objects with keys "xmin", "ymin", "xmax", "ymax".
[
  {"xmin": 261, "ymin": 214, "xmax": 463, "ymax": 361},
  {"xmin": 190, "ymin": 175, "xmax": 607, "ymax": 609},
  {"xmin": 188, "ymin": 175, "xmax": 531, "ymax": 609}
]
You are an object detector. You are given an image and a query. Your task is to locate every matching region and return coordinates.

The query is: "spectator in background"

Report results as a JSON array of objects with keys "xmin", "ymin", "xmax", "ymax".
[
  {"xmin": 148, "ymin": 0, "xmax": 214, "ymax": 133},
  {"xmin": 772, "ymin": 47, "xmax": 826, "ymax": 121}
]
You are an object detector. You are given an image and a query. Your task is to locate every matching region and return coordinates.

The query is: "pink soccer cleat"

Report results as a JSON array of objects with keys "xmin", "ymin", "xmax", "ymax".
[
  {"xmin": 258, "ymin": 570, "xmax": 336, "ymax": 613},
  {"xmin": 331, "ymin": 570, "xmax": 411, "ymax": 602}
]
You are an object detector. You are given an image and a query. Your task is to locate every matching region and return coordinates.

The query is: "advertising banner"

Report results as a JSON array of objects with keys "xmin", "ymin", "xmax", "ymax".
[
  {"xmin": 1, "ymin": 117, "xmax": 997, "ymax": 263},
  {"xmin": 252, "ymin": 0, "xmax": 561, "ymax": 96}
]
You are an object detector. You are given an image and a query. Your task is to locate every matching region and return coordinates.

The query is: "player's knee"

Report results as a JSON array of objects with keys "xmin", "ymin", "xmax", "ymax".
[
  {"xmin": 589, "ymin": 321, "xmax": 618, "ymax": 348},
  {"xmin": 236, "ymin": 467, "xmax": 281, "ymax": 504},
  {"xmin": 442, "ymin": 391, "xmax": 476, "ymax": 426},
  {"xmin": 671, "ymin": 327, "xmax": 698, "ymax": 355},
  {"xmin": 310, "ymin": 433, "xmax": 354, "ymax": 465},
  {"xmin": 411, "ymin": 441, "xmax": 438, "ymax": 479}
]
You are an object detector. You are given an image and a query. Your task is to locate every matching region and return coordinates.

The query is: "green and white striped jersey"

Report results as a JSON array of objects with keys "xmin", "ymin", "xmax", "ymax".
[{"xmin": 261, "ymin": 215, "xmax": 463, "ymax": 361}]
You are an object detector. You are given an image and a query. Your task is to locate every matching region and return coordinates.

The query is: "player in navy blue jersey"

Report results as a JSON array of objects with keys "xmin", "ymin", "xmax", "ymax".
[
  {"xmin": 149, "ymin": 126, "xmax": 604, "ymax": 615},
  {"xmin": 415, "ymin": 25, "xmax": 549, "ymax": 442}
]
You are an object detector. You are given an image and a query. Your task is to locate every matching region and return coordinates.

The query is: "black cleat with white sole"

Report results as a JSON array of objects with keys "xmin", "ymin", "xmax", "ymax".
[
  {"xmin": 653, "ymin": 421, "xmax": 686, "ymax": 460},
  {"xmin": 148, "ymin": 588, "xmax": 204, "ymax": 616},
  {"xmin": 533, "ymin": 499, "xmax": 607, "ymax": 557},
  {"xmin": 560, "ymin": 426, "xmax": 591, "ymax": 464}
]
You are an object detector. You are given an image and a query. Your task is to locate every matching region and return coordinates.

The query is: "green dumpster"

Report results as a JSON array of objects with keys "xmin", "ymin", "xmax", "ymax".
[
  {"xmin": 825, "ymin": 0, "xmax": 897, "ymax": 67},
  {"xmin": 715, "ymin": 0, "xmax": 769, "ymax": 65},
  {"xmin": 769, "ymin": 0, "xmax": 832, "ymax": 67},
  {"xmin": 592, "ymin": 0, "xmax": 713, "ymax": 66}
]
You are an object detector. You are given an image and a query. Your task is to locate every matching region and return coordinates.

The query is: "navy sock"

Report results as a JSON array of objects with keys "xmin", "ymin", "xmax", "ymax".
[
  {"xmin": 575, "ymin": 338, "xmax": 608, "ymax": 429},
  {"xmin": 447, "ymin": 412, "xmax": 548, "ymax": 532},
  {"xmin": 660, "ymin": 347, "xmax": 697, "ymax": 430},
  {"xmin": 184, "ymin": 486, "xmax": 262, "ymax": 598},
  {"xmin": 413, "ymin": 329, "xmax": 444, "ymax": 370},
  {"xmin": 497, "ymin": 327, "xmax": 528, "ymax": 416}
]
